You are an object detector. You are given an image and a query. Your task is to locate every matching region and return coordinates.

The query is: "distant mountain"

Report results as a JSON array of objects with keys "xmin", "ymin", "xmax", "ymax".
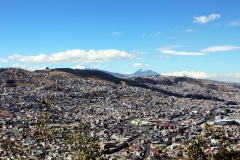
[
  {"xmin": 72, "ymin": 64, "xmax": 87, "ymax": 70},
  {"xmin": 102, "ymin": 70, "xmax": 126, "ymax": 77},
  {"xmin": 77, "ymin": 68, "xmax": 126, "ymax": 77},
  {"xmin": 71, "ymin": 66, "xmax": 160, "ymax": 78},
  {"xmin": 98, "ymin": 69, "xmax": 160, "ymax": 77},
  {"xmin": 71, "ymin": 64, "xmax": 126, "ymax": 77},
  {"xmin": 125, "ymin": 69, "xmax": 161, "ymax": 77},
  {"xmin": 95, "ymin": 69, "xmax": 160, "ymax": 77}
]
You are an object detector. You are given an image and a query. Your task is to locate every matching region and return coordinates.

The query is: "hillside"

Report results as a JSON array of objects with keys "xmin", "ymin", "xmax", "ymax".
[{"xmin": 1, "ymin": 67, "xmax": 239, "ymax": 103}]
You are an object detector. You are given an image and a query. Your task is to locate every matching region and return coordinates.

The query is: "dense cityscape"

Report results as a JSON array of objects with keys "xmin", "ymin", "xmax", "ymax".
[
  {"xmin": 1, "ymin": 0, "xmax": 240, "ymax": 159},
  {"xmin": 0, "ymin": 68, "xmax": 240, "ymax": 159}
]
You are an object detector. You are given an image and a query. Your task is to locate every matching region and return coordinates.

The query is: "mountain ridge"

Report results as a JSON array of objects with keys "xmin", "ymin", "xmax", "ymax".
[
  {"xmin": 72, "ymin": 66, "xmax": 161, "ymax": 77},
  {"xmin": 128, "ymin": 69, "xmax": 161, "ymax": 77},
  {"xmin": 1, "ymin": 67, "xmax": 239, "ymax": 103}
]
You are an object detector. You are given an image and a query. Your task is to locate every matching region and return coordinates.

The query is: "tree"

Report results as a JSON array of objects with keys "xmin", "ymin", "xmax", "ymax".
[
  {"xmin": 64, "ymin": 122, "xmax": 101, "ymax": 159},
  {"xmin": 187, "ymin": 136, "xmax": 207, "ymax": 160},
  {"xmin": 187, "ymin": 123, "xmax": 240, "ymax": 160},
  {"xmin": 0, "ymin": 98, "xmax": 103, "ymax": 160},
  {"xmin": 213, "ymin": 149, "xmax": 240, "ymax": 160}
]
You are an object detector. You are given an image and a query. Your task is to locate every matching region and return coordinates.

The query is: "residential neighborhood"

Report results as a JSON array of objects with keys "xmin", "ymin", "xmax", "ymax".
[{"xmin": 0, "ymin": 68, "xmax": 240, "ymax": 159}]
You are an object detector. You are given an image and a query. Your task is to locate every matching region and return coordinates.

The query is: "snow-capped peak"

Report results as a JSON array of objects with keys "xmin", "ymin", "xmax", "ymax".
[{"xmin": 73, "ymin": 63, "xmax": 87, "ymax": 70}]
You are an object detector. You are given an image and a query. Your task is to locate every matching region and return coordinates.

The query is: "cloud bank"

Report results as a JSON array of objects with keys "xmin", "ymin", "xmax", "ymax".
[
  {"xmin": 162, "ymin": 71, "xmax": 240, "ymax": 83},
  {"xmin": 157, "ymin": 46, "xmax": 205, "ymax": 56},
  {"xmin": 157, "ymin": 45, "xmax": 240, "ymax": 56},
  {"xmin": 8, "ymin": 49, "xmax": 136, "ymax": 64},
  {"xmin": 133, "ymin": 63, "xmax": 150, "ymax": 67}
]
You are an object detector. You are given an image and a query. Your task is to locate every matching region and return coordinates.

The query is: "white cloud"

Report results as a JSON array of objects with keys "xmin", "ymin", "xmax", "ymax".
[
  {"xmin": 8, "ymin": 49, "xmax": 136, "ymax": 64},
  {"xmin": 157, "ymin": 46, "xmax": 206, "ymax": 56},
  {"xmin": 193, "ymin": 14, "xmax": 221, "ymax": 24},
  {"xmin": 141, "ymin": 33, "xmax": 145, "ymax": 37},
  {"xmin": 28, "ymin": 65, "xmax": 46, "ymax": 71},
  {"xmin": 133, "ymin": 63, "xmax": 142, "ymax": 67},
  {"xmin": 149, "ymin": 31, "xmax": 161, "ymax": 37},
  {"xmin": 111, "ymin": 32, "xmax": 123, "ymax": 35},
  {"xmin": 133, "ymin": 63, "xmax": 150, "ymax": 67},
  {"xmin": 227, "ymin": 20, "xmax": 240, "ymax": 26},
  {"xmin": 210, "ymin": 74, "xmax": 240, "ymax": 83},
  {"xmin": 162, "ymin": 71, "xmax": 240, "ymax": 83},
  {"xmin": 11, "ymin": 63, "xmax": 46, "ymax": 71},
  {"xmin": 0, "ymin": 58, "xmax": 8, "ymax": 63},
  {"xmin": 155, "ymin": 31, "xmax": 161, "ymax": 36},
  {"xmin": 201, "ymin": 45, "xmax": 240, "ymax": 52},
  {"xmin": 186, "ymin": 28, "xmax": 194, "ymax": 32},
  {"xmin": 12, "ymin": 63, "xmax": 27, "ymax": 68},
  {"xmin": 132, "ymin": 50, "xmax": 147, "ymax": 54}
]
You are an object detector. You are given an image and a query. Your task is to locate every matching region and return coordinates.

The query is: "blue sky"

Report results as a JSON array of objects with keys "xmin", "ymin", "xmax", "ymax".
[{"xmin": 0, "ymin": 0, "xmax": 240, "ymax": 82}]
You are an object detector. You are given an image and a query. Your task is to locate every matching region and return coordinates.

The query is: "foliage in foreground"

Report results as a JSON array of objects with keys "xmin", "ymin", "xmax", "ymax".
[{"xmin": 187, "ymin": 123, "xmax": 240, "ymax": 160}]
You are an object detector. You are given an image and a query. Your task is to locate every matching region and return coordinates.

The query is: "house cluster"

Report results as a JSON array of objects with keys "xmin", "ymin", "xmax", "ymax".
[
  {"xmin": 0, "ymin": 68, "xmax": 240, "ymax": 159},
  {"xmin": 135, "ymin": 75, "xmax": 240, "ymax": 103}
]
